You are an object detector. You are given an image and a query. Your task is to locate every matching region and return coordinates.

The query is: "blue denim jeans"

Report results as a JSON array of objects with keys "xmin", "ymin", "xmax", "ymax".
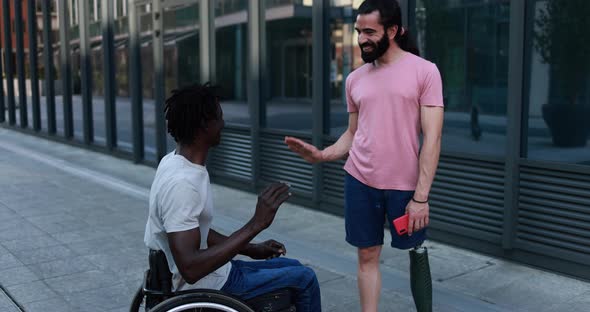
[{"xmin": 220, "ymin": 257, "xmax": 321, "ymax": 312}]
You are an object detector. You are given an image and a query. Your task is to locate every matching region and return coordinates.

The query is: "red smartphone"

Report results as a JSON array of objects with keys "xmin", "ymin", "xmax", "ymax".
[{"xmin": 393, "ymin": 214, "xmax": 409, "ymax": 235}]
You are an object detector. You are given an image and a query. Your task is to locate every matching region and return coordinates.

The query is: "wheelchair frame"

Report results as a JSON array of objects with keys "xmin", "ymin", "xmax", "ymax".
[{"xmin": 129, "ymin": 250, "xmax": 296, "ymax": 312}]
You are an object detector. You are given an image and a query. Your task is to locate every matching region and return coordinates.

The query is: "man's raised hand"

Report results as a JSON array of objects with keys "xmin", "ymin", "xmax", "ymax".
[
  {"xmin": 284, "ymin": 136, "xmax": 324, "ymax": 164},
  {"xmin": 251, "ymin": 182, "xmax": 291, "ymax": 231}
]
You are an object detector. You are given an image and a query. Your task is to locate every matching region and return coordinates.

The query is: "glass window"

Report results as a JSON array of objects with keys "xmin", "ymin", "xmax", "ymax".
[
  {"xmin": 524, "ymin": 0, "xmax": 590, "ymax": 164},
  {"xmin": 88, "ymin": 0, "xmax": 106, "ymax": 145},
  {"xmin": 137, "ymin": 3, "xmax": 157, "ymax": 161},
  {"xmin": 214, "ymin": 0, "xmax": 249, "ymax": 126},
  {"xmin": 263, "ymin": 0, "xmax": 313, "ymax": 132},
  {"xmin": 163, "ymin": 1, "xmax": 200, "ymax": 152},
  {"xmin": 114, "ymin": 1, "xmax": 131, "ymax": 151},
  {"xmin": 327, "ymin": 0, "xmax": 363, "ymax": 137},
  {"xmin": 35, "ymin": 0, "xmax": 46, "ymax": 132},
  {"xmin": 68, "ymin": 0, "xmax": 81, "ymax": 140},
  {"xmin": 46, "ymin": 0, "xmax": 61, "ymax": 131},
  {"xmin": 414, "ymin": 0, "xmax": 510, "ymax": 157}
]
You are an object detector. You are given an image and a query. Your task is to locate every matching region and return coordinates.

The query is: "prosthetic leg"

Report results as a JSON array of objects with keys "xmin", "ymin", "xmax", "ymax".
[{"xmin": 409, "ymin": 245, "xmax": 432, "ymax": 312}]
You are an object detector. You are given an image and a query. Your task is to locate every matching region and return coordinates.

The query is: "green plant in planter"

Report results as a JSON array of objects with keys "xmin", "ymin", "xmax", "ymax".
[{"xmin": 533, "ymin": 0, "xmax": 590, "ymax": 147}]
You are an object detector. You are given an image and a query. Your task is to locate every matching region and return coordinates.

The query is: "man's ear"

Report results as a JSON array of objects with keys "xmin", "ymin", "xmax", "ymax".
[{"xmin": 388, "ymin": 25, "xmax": 398, "ymax": 40}]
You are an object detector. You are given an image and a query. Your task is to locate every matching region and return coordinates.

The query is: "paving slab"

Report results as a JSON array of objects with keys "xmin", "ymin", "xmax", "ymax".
[{"xmin": 4, "ymin": 280, "xmax": 60, "ymax": 304}]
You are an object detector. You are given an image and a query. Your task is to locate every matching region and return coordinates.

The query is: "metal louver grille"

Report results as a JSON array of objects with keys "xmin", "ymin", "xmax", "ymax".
[
  {"xmin": 322, "ymin": 159, "xmax": 346, "ymax": 203},
  {"xmin": 322, "ymin": 139, "xmax": 346, "ymax": 205},
  {"xmin": 208, "ymin": 127, "xmax": 252, "ymax": 181},
  {"xmin": 429, "ymin": 155, "xmax": 505, "ymax": 241},
  {"xmin": 259, "ymin": 132, "xmax": 313, "ymax": 196},
  {"xmin": 517, "ymin": 164, "xmax": 590, "ymax": 262}
]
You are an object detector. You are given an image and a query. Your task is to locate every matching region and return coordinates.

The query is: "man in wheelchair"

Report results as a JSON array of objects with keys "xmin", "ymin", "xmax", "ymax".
[{"xmin": 143, "ymin": 83, "xmax": 321, "ymax": 311}]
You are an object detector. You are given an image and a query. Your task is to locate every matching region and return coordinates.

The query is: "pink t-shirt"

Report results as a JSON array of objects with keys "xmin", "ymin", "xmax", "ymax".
[{"xmin": 344, "ymin": 52, "xmax": 444, "ymax": 190}]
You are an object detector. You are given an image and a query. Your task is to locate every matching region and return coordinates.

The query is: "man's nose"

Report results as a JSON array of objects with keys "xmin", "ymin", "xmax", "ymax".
[{"xmin": 358, "ymin": 34, "xmax": 367, "ymax": 45}]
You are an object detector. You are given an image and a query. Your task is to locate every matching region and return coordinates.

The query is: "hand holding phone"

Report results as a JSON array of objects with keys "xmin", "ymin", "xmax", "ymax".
[{"xmin": 393, "ymin": 214, "xmax": 409, "ymax": 236}]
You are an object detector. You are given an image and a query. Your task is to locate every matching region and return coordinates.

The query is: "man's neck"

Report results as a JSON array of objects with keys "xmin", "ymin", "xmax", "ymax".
[
  {"xmin": 176, "ymin": 143, "xmax": 209, "ymax": 166},
  {"xmin": 375, "ymin": 44, "xmax": 405, "ymax": 67}
]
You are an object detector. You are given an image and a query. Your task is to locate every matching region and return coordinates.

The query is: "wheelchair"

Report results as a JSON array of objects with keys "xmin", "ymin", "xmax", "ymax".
[{"xmin": 130, "ymin": 250, "xmax": 296, "ymax": 312}]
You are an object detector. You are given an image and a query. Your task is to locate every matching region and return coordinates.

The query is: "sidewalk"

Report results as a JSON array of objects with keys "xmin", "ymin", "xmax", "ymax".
[{"xmin": 0, "ymin": 128, "xmax": 589, "ymax": 312}]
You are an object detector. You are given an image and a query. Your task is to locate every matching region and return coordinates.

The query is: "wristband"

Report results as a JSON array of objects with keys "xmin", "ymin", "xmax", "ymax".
[{"xmin": 411, "ymin": 197, "xmax": 428, "ymax": 204}]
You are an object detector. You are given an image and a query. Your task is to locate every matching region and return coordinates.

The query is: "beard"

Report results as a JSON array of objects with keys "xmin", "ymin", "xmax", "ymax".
[{"xmin": 360, "ymin": 32, "xmax": 390, "ymax": 63}]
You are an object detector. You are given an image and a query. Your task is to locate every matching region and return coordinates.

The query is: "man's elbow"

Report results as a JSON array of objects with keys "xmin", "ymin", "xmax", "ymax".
[{"xmin": 178, "ymin": 265, "xmax": 203, "ymax": 285}]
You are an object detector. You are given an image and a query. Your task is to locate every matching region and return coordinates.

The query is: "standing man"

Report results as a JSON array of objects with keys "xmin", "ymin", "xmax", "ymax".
[
  {"xmin": 145, "ymin": 83, "xmax": 321, "ymax": 311},
  {"xmin": 285, "ymin": 1, "xmax": 443, "ymax": 311}
]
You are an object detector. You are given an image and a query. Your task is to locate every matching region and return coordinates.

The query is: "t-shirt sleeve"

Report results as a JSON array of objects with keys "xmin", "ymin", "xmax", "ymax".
[
  {"xmin": 419, "ymin": 63, "xmax": 444, "ymax": 107},
  {"xmin": 346, "ymin": 74, "xmax": 358, "ymax": 113},
  {"xmin": 159, "ymin": 180, "xmax": 204, "ymax": 233}
]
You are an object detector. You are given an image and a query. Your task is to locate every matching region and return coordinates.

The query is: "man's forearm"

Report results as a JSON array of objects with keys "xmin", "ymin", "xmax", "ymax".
[
  {"xmin": 322, "ymin": 129, "xmax": 354, "ymax": 161},
  {"xmin": 414, "ymin": 137, "xmax": 441, "ymax": 201},
  {"xmin": 180, "ymin": 222, "xmax": 261, "ymax": 284},
  {"xmin": 208, "ymin": 229, "xmax": 255, "ymax": 256}
]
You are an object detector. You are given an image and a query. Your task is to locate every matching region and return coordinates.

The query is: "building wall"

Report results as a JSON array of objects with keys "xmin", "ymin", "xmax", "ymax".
[{"xmin": 1, "ymin": 0, "xmax": 589, "ymax": 280}]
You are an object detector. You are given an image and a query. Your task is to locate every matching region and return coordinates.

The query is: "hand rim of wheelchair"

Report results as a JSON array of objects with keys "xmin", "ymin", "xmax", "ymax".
[{"xmin": 131, "ymin": 286, "xmax": 255, "ymax": 312}]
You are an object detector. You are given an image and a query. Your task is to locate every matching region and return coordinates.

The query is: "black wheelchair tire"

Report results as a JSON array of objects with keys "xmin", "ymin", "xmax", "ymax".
[
  {"xmin": 130, "ymin": 286, "xmax": 144, "ymax": 312},
  {"xmin": 150, "ymin": 291, "xmax": 255, "ymax": 312}
]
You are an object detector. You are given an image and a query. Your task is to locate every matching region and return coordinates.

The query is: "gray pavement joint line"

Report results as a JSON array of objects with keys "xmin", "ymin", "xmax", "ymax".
[
  {"xmin": 0, "ymin": 286, "xmax": 25, "ymax": 312},
  {"xmin": 0, "ymin": 142, "xmax": 149, "ymax": 201},
  {"xmin": 0, "ymin": 140, "xmax": 511, "ymax": 312},
  {"xmin": 435, "ymin": 262, "xmax": 496, "ymax": 283}
]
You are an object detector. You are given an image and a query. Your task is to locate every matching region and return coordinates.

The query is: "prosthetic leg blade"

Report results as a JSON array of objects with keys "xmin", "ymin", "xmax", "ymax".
[{"xmin": 410, "ymin": 246, "xmax": 432, "ymax": 312}]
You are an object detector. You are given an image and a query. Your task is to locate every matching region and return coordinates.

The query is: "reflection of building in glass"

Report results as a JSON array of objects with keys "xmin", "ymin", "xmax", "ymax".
[{"xmin": 2, "ymin": 0, "xmax": 590, "ymax": 281}]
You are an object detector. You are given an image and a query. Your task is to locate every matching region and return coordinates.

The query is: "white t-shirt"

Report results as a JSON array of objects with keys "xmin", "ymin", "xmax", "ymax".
[{"xmin": 144, "ymin": 152, "xmax": 231, "ymax": 291}]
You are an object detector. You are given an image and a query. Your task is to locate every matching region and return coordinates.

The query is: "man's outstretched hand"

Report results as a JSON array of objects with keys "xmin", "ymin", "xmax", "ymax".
[
  {"xmin": 246, "ymin": 239, "xmax": 287, "ymax": 260},
  {"xmin": 284, "ymin": 136, "xmax": 324, "ymax": 164}
]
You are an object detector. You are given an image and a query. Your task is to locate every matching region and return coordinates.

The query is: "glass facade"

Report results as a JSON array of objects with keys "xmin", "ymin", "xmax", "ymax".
[
  {"xmin": 163, "ymin": 1, "xmax": 200, "ymax": 152},
  {"xmin": 328, "ymin": 0, "xmax": 363, "ymax": 136},
  {"xmin": 215, "ymin": 0, "xmax": 249, "ymax": 126},
  {"xmin": 5, "ymin": 0, "xmax": 590, "ymax": 164},
  {"xmin": 137, "ymin": 3, "xmax": 156, "ymax": 159},
  {"xmin": 89, "ymin": 0, "xmax": 106, "ymax": 145},
  {"xmin": 414, "ymin": 0, "xmax": 510, "ymax": 157},
  {"xmin": 524, "ymin": 0, "xmax": 590, "ymax": 164},
  {"xmin": 3, "ymin": 0, "xmax": 589, "ymax": 165},
  {"xmin": 35, "ymin": 0, "xmax": 46, "ymax": 131},
  {"xmin": 114, "ymin": 0, "xmax": 132, "ymax": 150},
  {"xmin": 263, "ymin": 0, "xmax": 313, "ymax": 132},
  {"xmin": 69, "ymin": 0, "xmax": 81, "ymax": 140}
]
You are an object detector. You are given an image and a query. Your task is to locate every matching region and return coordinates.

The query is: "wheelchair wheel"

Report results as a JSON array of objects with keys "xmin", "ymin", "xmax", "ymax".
[
  {"xmin": 150, "ymin": 291, "xmax": 255, "ymax": 312},
  {"xmin": 130, "ymin": 286, "xmax": 146, "ymax": 312}
]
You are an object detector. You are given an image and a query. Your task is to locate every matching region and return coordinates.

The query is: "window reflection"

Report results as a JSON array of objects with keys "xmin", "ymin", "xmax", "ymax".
[
  {"xmin": 415, "ymin": 0, "xmax": 510, "ymax": 157},
  {"xmin": 524, "ymin": 0, "xmax": 590, "ymax": 164},
  {"xmin": 68, "ymin": 0, "xmax": 81, "ymax": 140},
  {"xmin": 215, "ymin": 0, "xmax": 249, "ymax": 125},
  {"xmin": 328, "ymin": 0, "xmax": 363, "ymax": 136},
  {"xmin": 163, "ymin": 2, "xmax": 200, "ymax": 152},
  {"xmin": 263, "ymin": 0, "xmax": 313, "ymax": 132}
]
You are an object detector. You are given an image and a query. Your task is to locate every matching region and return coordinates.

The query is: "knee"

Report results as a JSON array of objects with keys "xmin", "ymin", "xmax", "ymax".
[
  {"xmin": 279, "ymin": 257, "xmax": 303, "ymax": 267},
  {"xmin": 358, "ymin": 246, "xmax": 381, "ymax": 266},
  {"xmin": 296, "ymin": 266, "xmax": 318, "ymax": 287}
]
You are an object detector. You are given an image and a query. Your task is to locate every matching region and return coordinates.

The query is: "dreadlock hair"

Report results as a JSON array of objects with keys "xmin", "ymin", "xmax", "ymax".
[
  {"xmin": 164, "ymin": 82, "xmax": 221, "ymax": 145},
  {"xmin": 358, "ymin": 0, "xmax": 420, "ymax": 56}
]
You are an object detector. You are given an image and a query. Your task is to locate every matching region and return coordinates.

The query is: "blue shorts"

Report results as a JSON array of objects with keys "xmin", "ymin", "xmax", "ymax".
[{"xmin": 344, "ymin": 173, "xmax": 427, "ymax": 249}]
